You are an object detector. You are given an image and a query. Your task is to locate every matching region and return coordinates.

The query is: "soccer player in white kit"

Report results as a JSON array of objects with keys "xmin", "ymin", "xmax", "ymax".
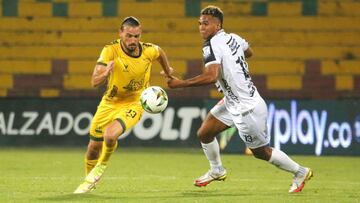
[{"xmin": 167, "ymin": 5, "xmax": 313, "ymax": 193}]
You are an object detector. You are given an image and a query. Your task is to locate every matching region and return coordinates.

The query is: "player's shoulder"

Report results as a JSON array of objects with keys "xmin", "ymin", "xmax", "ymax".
[
  {"xmin": 103, "ymin": 39, "xmax": 120, "ymax": 49},
  {"xmin": 207, "ymin": 31, "xmax": 229, "ymax": 49},
  {"xmin": 140, "ymin": 42, "xmax": 159, "ymax": 54},
  {"xmin": 140, "ymin": 42, "xmax": 158, "ymax": 49},
  {"xmin": 210, "ymin": 30, "xmax": 232, "ymax": 42},
  {"xmin": 229, "ymin": 33, "xmax": 245, "ymax": 41},
  {"xmin": 209, "ymin": 33, "xmax": 223, "ymax": 44}
]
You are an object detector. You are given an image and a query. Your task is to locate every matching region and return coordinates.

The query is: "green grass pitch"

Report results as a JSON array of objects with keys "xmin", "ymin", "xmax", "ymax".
[{"xmin": 0, "ymin": 147, "xmax": 359, "ymax": 203}]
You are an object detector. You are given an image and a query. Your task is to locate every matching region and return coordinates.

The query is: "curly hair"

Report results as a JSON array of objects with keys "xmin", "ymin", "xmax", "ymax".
[{"xmin": 201, "ymin": 5, "xmax": 224, "ymax": 28}]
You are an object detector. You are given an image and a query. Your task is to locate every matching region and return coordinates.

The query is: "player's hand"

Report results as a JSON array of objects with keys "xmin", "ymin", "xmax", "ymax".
[{"xmin": 167, "ymin": 76, "xmax": 185, "ymax": 89}]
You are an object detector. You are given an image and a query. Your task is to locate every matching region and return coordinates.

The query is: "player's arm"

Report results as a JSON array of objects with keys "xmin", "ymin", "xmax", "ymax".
[
  {"xmin": 237, "ymin": 35, "xmax": 252, "ymax": 58},
  {"xmin": 244, "ymin": 47, "xmax": 253, "ymax": 58},
  {"xmin": 167, "ymin": 64, "xmax": 220, "ymax": 88},
  {"xmin": 91, "ymin": 61, "xmax": 114, "ymax": 87},
  {"xmin": 157, "ymin": 46, "xmax": 173, "ymax": 77}
]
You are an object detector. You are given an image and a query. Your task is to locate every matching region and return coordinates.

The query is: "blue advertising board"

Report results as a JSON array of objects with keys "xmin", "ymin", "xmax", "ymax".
[
  {"xmin": 218, "ymin": 100, "xmax": 360, "ymax": 156},
  {"xmin": 0, "ymin": 98, "xmax": 359, "ymax": 156}
]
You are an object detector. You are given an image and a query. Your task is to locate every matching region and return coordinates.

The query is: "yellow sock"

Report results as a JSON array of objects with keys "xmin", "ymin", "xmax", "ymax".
[
  {"xmin": 85, "ymin": 159, "xmax": 98, "ymax": 176},
  {"xmin": 98, "ymin": 141, "xmax": 118, "ymax": 166}
]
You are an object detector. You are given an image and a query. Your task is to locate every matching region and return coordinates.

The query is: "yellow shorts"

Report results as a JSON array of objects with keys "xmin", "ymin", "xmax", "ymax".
[{"xmin": 89, "ymin": 100, "xmax": 143, "ymax": 141}]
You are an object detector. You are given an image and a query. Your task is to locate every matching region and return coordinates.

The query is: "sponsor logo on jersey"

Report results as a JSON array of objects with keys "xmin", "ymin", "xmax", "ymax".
[
  {"xmin": 123, "ymin": 79, "xmax": 144, "ymax": 91},
  {"xmin": 222, "ymin": 79, "xmax": 239, "ymax": 103}
]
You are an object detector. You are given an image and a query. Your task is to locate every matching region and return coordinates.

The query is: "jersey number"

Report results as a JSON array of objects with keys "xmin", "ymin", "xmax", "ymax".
[
  {"xmin": 236, "ymin": 56, "xmax": 250, "ymax": 80},
  {"xmin": 236, "ymin": 56, "xmax": 255, "ymax": 97},
  {"xmin": 126, "ymin": 109, "xmax": 137, "ymax": 119}
]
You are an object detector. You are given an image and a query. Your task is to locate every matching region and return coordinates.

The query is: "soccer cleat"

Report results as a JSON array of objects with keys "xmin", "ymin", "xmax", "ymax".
[
  {"xmin": 73, "ymin": 163, "xmax": 107, "ymax": 194},
  {"xmin": 194, "ymin": 168, "xmax": 227, "ymax": 187},
  {"xmin": 73, "ymin": 181, "xmax": 95, "ymax": 194},
  {"xmin": 289, "ymin": 167, "xmax": 313, "ymax": 193}
]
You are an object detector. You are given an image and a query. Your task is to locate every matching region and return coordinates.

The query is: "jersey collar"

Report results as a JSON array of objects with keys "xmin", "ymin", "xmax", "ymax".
[
  {"xmin": 205, "ymin": 29, "xmax": 225, "ymax": 42},
  {"xmin": 120, "ymin": 41, "xmax": 143, "ymax": 58}
]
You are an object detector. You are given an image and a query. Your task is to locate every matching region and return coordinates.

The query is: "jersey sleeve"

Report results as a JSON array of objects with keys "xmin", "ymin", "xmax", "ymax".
[
  {"xmin": 203, "ymin": 39, "xmax": 222, "ymax": 67},
  {"xmin": 142, "ymin": 42, "xmax": 160, "ymax": 61},
  {"xmin": 150, "ymin": 44, "xmax": 160, "ymax": 61},
  {"xmin": 96, "ymin": 45, "xmax": 114, "ymax": 66},
  {"xmin": 234, "ymin": 34, "xmax": 250, "ymax": 51}
]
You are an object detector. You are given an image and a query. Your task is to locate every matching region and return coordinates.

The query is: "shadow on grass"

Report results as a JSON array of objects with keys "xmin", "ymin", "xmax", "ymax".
[
  {"xmin": 122, "ymin": 189, "xmax": 252, "ymax": 201},
  {"xmin": 37, "ymin": 189, "xmax": 252, "ymax": 202},
  {"xmin": 37, "ymin": 193, "xmax": 118, "ymax": 202},
  {"xmin": 181, "ymin": 190, "xmax": 252, "ymax": 198}
]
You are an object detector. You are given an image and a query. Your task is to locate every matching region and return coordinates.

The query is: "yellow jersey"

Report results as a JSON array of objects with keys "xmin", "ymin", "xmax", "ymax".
[{"xmin": 96, "ymin": 39, "xmax": 160, "ymax": 103}]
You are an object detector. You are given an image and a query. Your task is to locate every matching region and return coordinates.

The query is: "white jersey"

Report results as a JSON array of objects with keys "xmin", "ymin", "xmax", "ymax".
[{"xmin": 202, "ymin": 29, "xmax": 262, "ymax": 114}]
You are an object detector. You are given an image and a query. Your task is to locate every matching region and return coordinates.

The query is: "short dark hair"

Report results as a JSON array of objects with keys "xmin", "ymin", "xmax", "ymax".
[
  {"xmin": 201, "ymin": 5, "xmax": 224, "ymax": 27},
  {"xmin": 120, "ymin": 16, "xmax": 141, "ymax": 30}
]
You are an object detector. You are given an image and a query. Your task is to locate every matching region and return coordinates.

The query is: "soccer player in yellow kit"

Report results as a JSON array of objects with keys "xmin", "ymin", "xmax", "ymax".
[{"xmin": 74, "ymin": 16, "xmax": 172, "ymax": 194}]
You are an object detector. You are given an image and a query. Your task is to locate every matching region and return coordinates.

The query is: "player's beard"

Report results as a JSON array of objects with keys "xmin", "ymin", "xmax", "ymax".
[
  {"xmin": 126, "ymin": 43, "xmax": 138, "ymax": 54},
  {"xmin": 121, "ymin": 41, "xmax": 139, "ymax": 56}
]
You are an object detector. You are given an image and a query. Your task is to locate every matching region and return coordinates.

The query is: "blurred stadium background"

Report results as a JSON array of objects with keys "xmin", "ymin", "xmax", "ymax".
[
  {"xmin": 0, "ymin": 0, "xmax": 359, "ymax": 154},
  {"xmin": 1, "ymin": 0, "xmax": 360, "ymax": 202}
]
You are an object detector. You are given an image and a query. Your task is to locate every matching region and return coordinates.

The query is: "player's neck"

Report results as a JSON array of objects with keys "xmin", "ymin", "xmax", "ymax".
[
  {"xmin": 120, "ymin": 41, "xmax": 141, "ymax": 57},
  {"xmin": 127, "ymin": 48, "xmax": 139, "ymax": 57},
  {"xmin": 206, "ymin": 29, "xmax": 222, "ymax": 41}
]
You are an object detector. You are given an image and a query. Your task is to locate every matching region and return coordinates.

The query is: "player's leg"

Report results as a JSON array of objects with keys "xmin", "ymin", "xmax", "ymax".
[
  {"xmin": 195, "ymin": 99, "xmax": 232, "ymax": 187},
  {"xmin": 251, "ymin": 145, "xmax": 302, "ymax": 175},
  {"xmin": 81, "ymin": 120, "xmax": 123, "ymax": 185},
  {"xmin": 75, "ymin": 121, "xmax": 123, "ymax": 194},
  {"xmin": 84, "ymin": 104, "xmax": 115, "ymax": 175},
  {"xmin": 85, "ymin": 140, "xmax": 102, "ymax": 175},
  {"xmin": 97, "ymin": 104, "xmax": 143, "ymax": 166},
  {"xmin": 85, "ymin": 104, "xmax": 143, "ymax": 186},
  {"xmin": 74, "ymin": 140, "xmax": 102, "ymax": 194},
  {"xmin": 74, "ymin": 104, "xmax": 115, "ymax": 194},
  {"xmin": 239, "ymin": 99, "xmax": 313, "ymax": 193},
  {"xmin": 198, "ymin": 112, "xmax": 229, "ymax": 169},
  {"xmin": 97, "ymin": 120, "xmax": 123, "ymax": 166},
  {"xmin": 250, "ymin": 145, "xmax": 313, "ymax": 193}
]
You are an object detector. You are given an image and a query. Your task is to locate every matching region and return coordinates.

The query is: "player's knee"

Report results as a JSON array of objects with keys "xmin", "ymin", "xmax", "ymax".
[
  {"xmin": 197, "ymin": 128, "xmax": 214, "ymax": 143},
  {"xmin": 104, "ymin": 128, "xmax": 122, "ymax": 146},
  {"xmin": 197, "ymin": 127, "xmax": 206, "ymax": 140},
  {"xmin": 103, "ymin": 132, "xmax": 118, "ymax": 144},
  {"xmin": 253, "ymin": 152, "xmax": 267, "ymax": 160},
  {"xmin": 251, "ymin": 147, "xmax": 271, "ymax": 161}
]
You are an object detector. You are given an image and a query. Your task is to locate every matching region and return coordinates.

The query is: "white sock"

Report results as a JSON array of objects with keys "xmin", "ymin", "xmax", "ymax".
[
  {"xmin": 268, "ymin": 147, "xmax": 300, "ymax": 174},
  {"xmin": 201, "ymin": 138, "xmax": 222, "ymax": 170}
]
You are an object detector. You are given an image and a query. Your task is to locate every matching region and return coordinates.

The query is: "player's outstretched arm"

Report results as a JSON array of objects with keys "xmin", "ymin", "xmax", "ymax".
[
  {"xmin": 157, "ymin": 47, "xmax": 173, "ymax": 77},
  {"xmin": 167, "ymin": 64, "xmax": 220, "ymax": 89},
  {"xmin": 91, "ymin": 61, "xmax": 114, "ymax": 87}
]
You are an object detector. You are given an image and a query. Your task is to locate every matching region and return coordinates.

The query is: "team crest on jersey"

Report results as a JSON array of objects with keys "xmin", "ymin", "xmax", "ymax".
[{"xmin": 202, "ymin": 46, "xmax": 211, "ymax": 58}]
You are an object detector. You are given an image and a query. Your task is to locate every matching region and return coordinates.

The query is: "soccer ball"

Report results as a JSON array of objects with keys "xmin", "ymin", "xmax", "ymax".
[{"xmin": 140, "ymin": 86, "xmax": 168, "ymax": 114}]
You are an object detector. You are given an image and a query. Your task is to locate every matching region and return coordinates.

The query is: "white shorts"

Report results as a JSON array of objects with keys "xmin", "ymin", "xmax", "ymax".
[{"xmin": 210, "ymin": 99, "xmax": 270, "ymax": 149}]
